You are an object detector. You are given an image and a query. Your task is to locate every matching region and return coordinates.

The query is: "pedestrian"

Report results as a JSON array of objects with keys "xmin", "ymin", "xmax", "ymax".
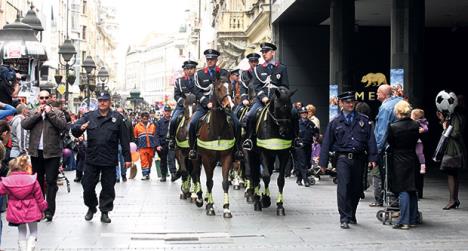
[
  {"xmin": 0, "ymin": 155, "xmax": 48, "ymax": 250},
  {"xmin": 9, "ymin": 104, "xmax": 29, "ymax": 158},
  {"xmin": 319, "ymin": 91, "xmax": 377, "ymax": 229},
  {"xmin": 156, "ymin": 105, "xmax": 176, "ymax": 182},
  {"xmin": 436, "ymin": 102, "xmax": 466, "ymax": 210},
  {"xmin": 370, "ymin": 84, "xmax": 403, "ymax": 207},
  {"xmin": 71, "ymin": 91, "xmax": 131, "ymax": 223},
  {"xmin": 295, "ymin": 107, "xmax": 318, "ymax": 187},
  {"xmin": 306, "ymin": 104, "xmax": 320, "ymax": 133},
  {"xmin": 133, "ymin": 112, "xmax": 157, "ymax": 180},
  {"xmin": 21, "ymin": 90, "xmax": 67, "ymax": 222},
  {"xmin": 0, "ymin": 120, "xmax": 11, "ymax": 249},
  {"xmin": 387, "ymin": 100, "xmax": 420, "ymax": 230},
  {"xmin": 167, "ymin": 60, "xmax": 198, "ymax": 150},
  {"xmin": 0, "ymin": 65, "xmax": 20, "ymax": 106},
  {"xmin": 116, "ymin": 107, "xmax": 134, "ymax": 182},
  {"xmin": 411, "ymin": 108, "xmax": 429, "ymax": 198}
]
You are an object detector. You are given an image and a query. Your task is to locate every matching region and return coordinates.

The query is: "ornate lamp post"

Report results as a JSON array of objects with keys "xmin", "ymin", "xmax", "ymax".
[
  {"xmin": 58, "ymin": 39, "xmax": 77, "ymax": 105},
  {"xmin": 96, "ymin": 67, "xmax": 109, "ymax": 95},
  {"xmin": 82, "ymin": 56, "xmax": 96, "ymax": 107}
]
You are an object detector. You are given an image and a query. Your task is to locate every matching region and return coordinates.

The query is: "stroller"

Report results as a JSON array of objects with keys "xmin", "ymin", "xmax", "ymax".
[
  {"xmin": 57, "ymin": 162, "xmax": 71, "ymax": 193},
  {"xmin": 376, "ymin": 148, "xmax": 422, "ymax": 225},
  {"xmin": 308, "ymin": 151, "xmax": 338, "ymax": 184}
]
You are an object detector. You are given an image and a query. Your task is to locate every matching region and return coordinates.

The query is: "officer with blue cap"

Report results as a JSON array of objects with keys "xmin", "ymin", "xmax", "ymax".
[{"xmin": 319, "ymin": 91, "xmax": 378, "ymax": 229}]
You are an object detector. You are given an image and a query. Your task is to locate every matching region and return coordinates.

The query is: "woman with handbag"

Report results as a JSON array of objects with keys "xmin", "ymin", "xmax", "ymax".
[{"xmin": 437, "ymin": 103, "xmax": 467, "ymax": 210}]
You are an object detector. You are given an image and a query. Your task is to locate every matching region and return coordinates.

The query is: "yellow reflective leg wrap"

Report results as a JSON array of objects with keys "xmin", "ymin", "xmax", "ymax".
[
  {"xmin": 245, "ymin": 180, "xmax": 251, "ymax": 189},
  {"xmin": 276, "ymin": 193, "xmax": 284, "ymax": 204},
  {"xmin": 264, "ymin": 187, "xmax": 270, "ymax": 196},
  {"xmin": 207, "ymin": 193, "xmax": 214, "ymax": 204},
  {"xmin": 224, "ymin": 193, "xmax": 229, "ymax": 205},
  {"xmin": 194, "ymin": 182, "xmax": 201, "ymax": 193},
  {"xmin": 254, "ymin": 186, "xmax": 261, "ymax": 196}
]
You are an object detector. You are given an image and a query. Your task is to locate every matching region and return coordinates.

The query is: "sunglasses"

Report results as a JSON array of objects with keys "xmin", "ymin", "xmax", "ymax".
[{"xmin": 39, "ymin": 96, "xmax": 49, "ymax": 100}]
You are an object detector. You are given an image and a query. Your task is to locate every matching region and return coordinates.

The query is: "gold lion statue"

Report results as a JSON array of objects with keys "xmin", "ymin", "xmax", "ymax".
[{"xmin": 361, "ymin": 73, "xmax": 388, "ymax": 88}]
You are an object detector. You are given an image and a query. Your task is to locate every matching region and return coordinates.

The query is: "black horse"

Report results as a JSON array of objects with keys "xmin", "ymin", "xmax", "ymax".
[{"xmin": 253, "ymin": 87, "xmax": 296, "ymax": 215}]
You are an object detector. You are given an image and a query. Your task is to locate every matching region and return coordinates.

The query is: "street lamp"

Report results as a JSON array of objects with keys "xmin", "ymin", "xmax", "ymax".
[
  {"xmin": 82, "ymin": 56, "xmax": 96, "ymax": 107},
  {"xmin": 22, "ymin": 4, "xmax": 44, "ymax": 40},
  {"xmin": 58, "ymin": 39, "xmax": 77, "ymax": 105},
  {"xmin": 97, "ymin": 66, "xmax": 109, "ymax": 94}
]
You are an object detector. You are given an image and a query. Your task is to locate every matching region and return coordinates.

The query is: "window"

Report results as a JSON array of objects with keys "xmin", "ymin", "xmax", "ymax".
[
  {"xmin": 82, "ymin": 25, "xmax": 87, "ymax": 39},
  {"xmin": 82, "ymin": 51, "xmax": 86, "ymax": 61},
  {"xmin": 82, "ymin": 0, "xmax": 87, "ymax": 14}
]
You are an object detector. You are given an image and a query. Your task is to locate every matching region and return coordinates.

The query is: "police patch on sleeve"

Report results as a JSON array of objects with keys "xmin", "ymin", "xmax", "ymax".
[
  {"xmin": 112, "ymin": 117, "xmax": 117, "ymax": 123},
  {"xmin": 276, "ymin": 73, "xmax": 281, "ymax": 79}
]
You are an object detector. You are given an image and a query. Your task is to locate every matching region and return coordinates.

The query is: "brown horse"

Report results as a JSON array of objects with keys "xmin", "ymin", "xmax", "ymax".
[
  {"xmin": 175, "ymin": 93, "xmax": 203, "ymax": 203},
  {"xmin": 197, "ymin": 77, "xmax": 236, "ymax": 218}
]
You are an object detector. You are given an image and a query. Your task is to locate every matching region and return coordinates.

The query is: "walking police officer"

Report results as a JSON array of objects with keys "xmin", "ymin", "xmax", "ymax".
[
  {"xmin": 295, "ymin": 107, "xmax": 319, "ymax": 187},
  {"xmin": 188, "ymin": 49, "xmax": 243, "ymax": 160},
  {"xmin": 319, "ymin": 91, "xmax": 377, "ymax": 229},
  {"xmin": 168, "ymin": 60, "xmax": 198, "ymax": 149},
  {"xmin": 71, "ymin": 91, "xmax": 131, "ymax": 223},
  {"xmin": 242, "ymin": 43, "xmax": 302, "ymax": 150}
]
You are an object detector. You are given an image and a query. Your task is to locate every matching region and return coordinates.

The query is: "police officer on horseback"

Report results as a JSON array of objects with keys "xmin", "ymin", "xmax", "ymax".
[
  {"xmin": 188, "ymin": 49, "xmax": 243, "ymax": 160},
  {"xmin": 230, "ymin": 69, "xmax": 248, "ymax": 116},
  {"xmin": 168, "ymin": 60, "xmax": 198, "ymax": 150},
  {"xmin": 319, "ymin": 91, "xmax": 378, "ymax": 229},
  {"xmin": 242, "ymin": 43, "xmax": 302, "ymax": 151}
]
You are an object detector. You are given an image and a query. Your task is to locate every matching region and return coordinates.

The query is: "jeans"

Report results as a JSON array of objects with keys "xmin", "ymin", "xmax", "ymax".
[{"xmin": 398, "ymin": 191, "xmax": 418, "ymax": 225}]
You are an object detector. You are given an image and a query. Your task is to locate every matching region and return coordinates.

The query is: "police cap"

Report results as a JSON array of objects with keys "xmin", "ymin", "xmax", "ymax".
[
  {"xmin": 97, "ymin": 91, "xmax": 111, "ymax": 100},
  {"xmin": 260, "ymin": 42, "xmax": 277, "ymax": 52},
  {"xmin": 183, "ymin": 60, "xmax": 198, "ymax": 69},
  {"xmin": 338, "ymin": 91, "xmax": 356, "ymax": 101},
  {"xmin": 163, "ymin": 105, "xmax": 172, "ymax": 111},
  {"xmin": 246, "ymin": 53, "xmax": 260, "ymax": 61},
  {"xmin": 203, "ymin": 49, "xmax": 220, "ymax": 59},
  {"xmin": 298, "ymin": 107, "xmax": 308, "ymax": 114},
  {"xmin": 230, "ymin": 69, "xmax": 240, "ymax": 76}
]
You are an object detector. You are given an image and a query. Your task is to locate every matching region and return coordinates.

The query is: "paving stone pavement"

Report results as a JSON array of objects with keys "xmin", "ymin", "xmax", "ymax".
[{"xmin": 1, "ymin": 167, "xmax": 467, "ymax": 251}]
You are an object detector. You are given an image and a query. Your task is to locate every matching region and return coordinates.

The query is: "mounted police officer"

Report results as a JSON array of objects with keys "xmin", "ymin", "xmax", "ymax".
[
  {"xmin": 188, "ymin": 49, "xmax": 243, "ymax": 160},
  {"xmin": 242, "ymin": 43, "xmax": 302, "ymax": 151},
  {"xmin": 230, "ymin": 69, "xmax": 248, "ymax": 116},
  {"xmin": 168, "ymin": 60, "xmax": 198, "ymax": 149},
  {"xmin": 319, "ymin": 91, "xmax": 378, "ymax": 229},
  {"xmin": 71, "ymin": 91, "xmax": 131, "ymax": 224}
]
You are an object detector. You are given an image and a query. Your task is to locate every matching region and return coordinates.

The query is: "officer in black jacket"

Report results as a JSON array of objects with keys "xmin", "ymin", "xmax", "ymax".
[
  {"xmin": 168, "ymin": 60, "xmax": 198, "ymax": 149},
  {"xmin": 295, "ymin": 107, "xmax": 319, "ymax": 187},
  {"xmin": 188, "ymin": 49, "xmax": 243, "ymax": 160},
  {"xmin": 71, "ymin": 91, "xmax": 131, "ymax": 224},
  {"xmin": 319, "ymin": 91, "xmax": 378, "ymax": 229},
  {"xmin": 242, "ymin": 43, "xmax": 302, "ymax": 150}
]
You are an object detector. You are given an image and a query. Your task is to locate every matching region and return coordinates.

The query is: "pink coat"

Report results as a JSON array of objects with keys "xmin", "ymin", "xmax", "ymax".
[{"xmin": 0, "ymin": 171, "xmax": 48, "ymax": 224}]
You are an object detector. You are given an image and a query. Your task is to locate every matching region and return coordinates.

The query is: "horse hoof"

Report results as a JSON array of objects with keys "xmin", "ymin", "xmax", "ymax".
[
  {"xmin": 206, "ymin": 208, "xmax": 216, "ymax": 216},
  {"xmin": 223, "ymin": 212, "xmax": 232, "ymax": 218},
  {"xmin": 191, "ymin": 197, "xmax": 196, "ymax": 203},
  {"xmin": 277, "ymin": 207, "xmax": 286, "ymax": 216},
  {"xmin": 233, "ymin": 185, "xmax": 240, "ymax": 190},
  {"xmin": 180, "ymin": 194, "xmax": 186, "ymax": 200},
  {"xmin": 261, "ymin": 195, "xmax": 271, "ymax": 208},
  {"xmin": 254, "ymin": 202, "xmax": 262, "ymax": 211},
  {"xmin": 195, "ymin": 200, "xmax": 203, "ymax": 208},
  {"xmin": 246, "ymin": 195, "xmax": 254, "ymax": 204}
]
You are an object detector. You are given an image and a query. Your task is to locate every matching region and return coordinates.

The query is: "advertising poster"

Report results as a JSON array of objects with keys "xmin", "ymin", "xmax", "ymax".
[
  {"xmin": 390, "ymin": 68, "xmax": 404, "ymax": 96},
  {"xmin": 329, "ymin": 84, "xmax": 339, "ymax": 121}
]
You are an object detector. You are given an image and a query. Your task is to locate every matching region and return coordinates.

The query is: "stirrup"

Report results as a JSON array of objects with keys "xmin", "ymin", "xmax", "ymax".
[
  {"xmin": 242, "ymin": 139, "xmax": 253, "ymax": 151},
  {"xmin": 189, "ymin": 149, "xmax": 197, "ymax": 160}
]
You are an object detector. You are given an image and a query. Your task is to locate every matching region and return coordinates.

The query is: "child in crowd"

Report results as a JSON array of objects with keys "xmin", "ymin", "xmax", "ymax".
[
  {"xmin": 411, "ymin": 108, "xmax": 429, "ymax": 199},
  {"xmin": 0, "ymin": 155, "xmax": 48, "ymax": 251}
]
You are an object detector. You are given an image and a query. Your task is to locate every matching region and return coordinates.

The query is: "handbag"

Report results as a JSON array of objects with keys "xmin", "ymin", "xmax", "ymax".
[{"xmin": 440, "ymin": 154, "xmax": 462, "ymax": 171}]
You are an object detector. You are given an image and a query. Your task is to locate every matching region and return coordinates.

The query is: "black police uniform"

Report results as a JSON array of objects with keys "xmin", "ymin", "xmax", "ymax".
[
  {"xmin": 232, "ymin": 69, "xmax": 249, "ymax": 115},
  {"xmin": 71, "ymin": 104, "xmax": 131, "ymax": 215},
  {"xmin": 156, "ymin": 109, "xmax": 176, "ymax": 180},
  {"xmin": 169, "ymin": 73, "xmax": 196, "ymax": 144},
  {"xmin": 295, "ymin": 112, "xmax": 319, "ymax": 185},
  {"xmin": 319, "ymin": 92, "xmax": 378, "ymax": 228}
]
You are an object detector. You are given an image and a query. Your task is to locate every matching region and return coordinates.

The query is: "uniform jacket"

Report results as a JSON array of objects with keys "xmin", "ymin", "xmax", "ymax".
[
  {"xmin": 299, "ymin": 118, "xmax": 319, "ymax": 145},
  {"xmin": 374, "ymin": 96, "xmax": 403, "ymax": 153},
  {"xmin": 21, "ymin": 107, "xmax": 67, "ymax": 159},
  {"xmin": 231, "ymin": 80, "xmax": 248, "ymax": 105},
  {"xmin": 71, "ymin": 110, "xmax": 131, "ymax": 166},
  {"xmin": 252, "ymin": 61, "xmax": 289, "ymax": 101},
  {"xmin": 240, "ymin": 69, "xmax": 255, "ymax": 101},
  {"xmin": 174, "ymin": 76, "xmax": 196, "ymax": 108},
  {"xmin": 134, "ymin": 122, "xmax": 157, "ymax": 149},
  {"xmin": 194, "ymin": 67, "xmax": 229, "ymax": 108},
  {"xmin": 387, "ymin": 118, "xmax": 420, "ymax": 193},
  {"xmin": 0, "ymin": 172, "xmax": 48, "ymax": 224},
  {"xmin": 319, "ymin": 111, "xmax": 378, "ymax": 167},
  {"xmin": 155, "ymin": 116, "xmax": 170, "ymax": 147}
]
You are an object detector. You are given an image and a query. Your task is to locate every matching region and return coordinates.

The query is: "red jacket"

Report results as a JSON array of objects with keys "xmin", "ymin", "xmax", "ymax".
[{"xmin": 0, "ymin": 172, "xmax": 48, "ymax": 224}]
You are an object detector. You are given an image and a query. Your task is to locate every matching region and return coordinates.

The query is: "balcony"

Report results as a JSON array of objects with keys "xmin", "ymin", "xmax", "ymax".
[{"xmin": 217, "ymin": 11, "xmax": 247, "ymax": 33}]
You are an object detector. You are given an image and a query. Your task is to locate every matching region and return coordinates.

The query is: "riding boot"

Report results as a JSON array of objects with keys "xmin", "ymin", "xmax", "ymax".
[
  {"xmin": 168, "ymin": 116, "xmax": 179, "ymax": 150},
  {"xmin": 242, "ymin": 117, "xmax": 255, "ymax": 151}
]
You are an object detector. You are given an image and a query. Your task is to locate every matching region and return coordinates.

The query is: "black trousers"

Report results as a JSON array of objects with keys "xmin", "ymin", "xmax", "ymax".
[
  {"xmin": 293, "ymin": 145, "xmax": 311, "ymax": 181},
  {"xmin": 156, "ymin": 145, "xmax": 174, "ymax": 176},
  {"xmin": 30, "ymin": 151, "xmax": 60, "ymax": 216},
  {"xmin": 336, "ymin": 155, "xmax": 365, "ymax": 223},
  {"xmin": 82, "ymin": 163, "xmax": 116, "ymax": 212}
]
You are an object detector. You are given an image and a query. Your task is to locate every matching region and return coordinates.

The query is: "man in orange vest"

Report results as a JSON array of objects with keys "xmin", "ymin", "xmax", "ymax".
[{"xmin": 133, "ymin": 112, "xmax": 157, "ymax": 180}]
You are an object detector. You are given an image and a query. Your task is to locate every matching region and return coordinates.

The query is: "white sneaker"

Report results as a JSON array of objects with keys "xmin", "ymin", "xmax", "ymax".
[
  {"xmin": 18, "ymin": 240, "xmax": 27, "ymax": 251},
  {"xmin": 27, "ymin": 237, "xmax": 37, "ymax": 251}
]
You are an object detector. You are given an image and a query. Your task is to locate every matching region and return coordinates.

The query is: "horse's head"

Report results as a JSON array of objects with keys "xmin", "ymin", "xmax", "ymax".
[
  {"xmin": 270, "ymin": 87, "xmax": 297, "ymax": 137},
  {"xmin": 184, "ymin": 93, "xmax": 197, "ymax": 118},
  {"xmin": 213, "ymin": 77, "xmax": 234, "ymax": 110}
]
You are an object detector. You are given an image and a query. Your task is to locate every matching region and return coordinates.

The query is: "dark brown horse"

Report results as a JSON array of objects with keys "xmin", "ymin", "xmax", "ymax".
[
  {"xmin": 175, "ymin": 93, "xmax": 202, "ymax": 203},
  {"xmin": 197, "ymin": 77, "xmax": 236, "ymax": 218}
]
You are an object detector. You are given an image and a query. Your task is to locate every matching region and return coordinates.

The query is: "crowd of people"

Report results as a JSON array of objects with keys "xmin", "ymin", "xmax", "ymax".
[{"xmin": 0, "ymin": 42, "xmax": 466, "ymax": 250}]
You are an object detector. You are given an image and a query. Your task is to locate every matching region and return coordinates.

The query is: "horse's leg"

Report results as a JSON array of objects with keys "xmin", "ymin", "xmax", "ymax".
[
  {"xmin": 191, "ymin": 159, "xmax": 203, "ymax": 207},
  {"xmin": 276, "ymin": 150, "xmax": 290, "ymax": 216},
  {"xmin": 176, "ymin": 151, "xmax": 189, "ymax": 200},
  {"xmin": 222, "ymin": 153, "xmax": 233, "ymax": 218},
  {"xmin": 203, "ymin": 156, "xmax": 216, "ymax": 216},
  {"xmin": 260, "ymin": 150, "xmax": 273, "ymax": 208},
  {"xmin": 251, "ymin": 151, "xmax": 262, "ymax": 210}
]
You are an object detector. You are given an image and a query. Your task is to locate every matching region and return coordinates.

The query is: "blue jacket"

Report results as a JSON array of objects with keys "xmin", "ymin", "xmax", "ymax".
[
  {"xmin": 319, "ymin": 111, "xmax": 378, "ymax": 167},
  {"xmin": 374, "ymin": 96, "xmax": 403, "ymax": 153},
  {"xmin": 299, "ymin": 118, "xmax": 318, "ymax": 145},
  {"xmin": 0, "ymin": 104, "xmax": 15, "ymax": 119},
  {"xmin": 155, "ymin": 116, "xmax": 170, "ymax": 147}
]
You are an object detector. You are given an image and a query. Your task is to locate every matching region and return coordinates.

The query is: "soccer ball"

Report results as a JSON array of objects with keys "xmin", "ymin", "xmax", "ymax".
[{"xmin": 435, "ymin": 90, "xmax": 458, "ymax": 115}]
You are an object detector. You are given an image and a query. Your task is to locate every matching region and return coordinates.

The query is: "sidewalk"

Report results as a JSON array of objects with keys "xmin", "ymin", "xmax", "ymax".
[{"xmin": 0, "ymin": 168, "xmax": 467, "ymax": 250}]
